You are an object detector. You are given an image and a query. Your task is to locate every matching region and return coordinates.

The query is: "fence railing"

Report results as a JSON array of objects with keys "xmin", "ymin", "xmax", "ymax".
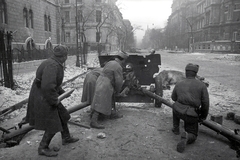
[
  {"xmin": 0, "ymin": 30, "xmax": 13, "ymax": 88},
  {"xmin": 12, "ymin": 47, "xmax": 53, "ymax": 63}
]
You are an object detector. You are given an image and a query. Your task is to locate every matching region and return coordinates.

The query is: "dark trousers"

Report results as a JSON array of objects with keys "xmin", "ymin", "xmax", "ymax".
[
  {"xmin": 173, "ymin": 110, "xmax": 198, "ymax": 144},
  {"xmin": 39, "ymin": 117, "xmax": 70, "ymax": 149}
]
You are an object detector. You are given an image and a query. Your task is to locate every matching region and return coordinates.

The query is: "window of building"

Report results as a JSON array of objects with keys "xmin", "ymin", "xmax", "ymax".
[
  {"xmin": 44, "ymin": 14, "xmax": 51, "ymax": 32},
  {"xmin": 23, "ymin": 7, "xmax": 28, "ymax": 27},
  {"xmin": 78, "ymin": 10, "xmax": 82, "ymax": 22},
  {"xmin": 234, "ymin": 3, "xmax": 240, "ymax": 11},
  {"xmin": 227, "ymin": 10, "xmax": 232, "ymax": 20},
  {"xmin": 96, "ymin": 10, "xmax": 101, "ymax": 23},
  {"xmin": 233, "ymin": 32, "xmax": 237, "ymax": 41},
  {"xmin": 0, "ymin": 1, "xmax": 7, "ymax": 24},
  {"xmin": 203, "ymin": 44, "xmax": 205, "ymax": 49},
  {"xmin": 65, "ymin": 32, "xmax": 70, "ymax": 43},
  {"xmin": 65, "ymin": 0, "xmax": 69, "ymax": 3},
  {"xmin": 29, "ymin": 9, "xmax": 33, "ymax": 28},
  {"xmin": 96, "ymin": 32, "xmax": 101, "ymax": 42},
  {"xmin": 44, "ymin": 14, "xmax": 48, "ymax": 31},
  {"xmin": 96, "ymin": 0, "xmax": 101, "ymax": 2},
  {"xmin": 224, "ymin": 5, "xmax": 228, "ymax": 12},
  {"xmin": 206, "ymin": 12, "xmax": 210, "ymax": 25},
  {"xmin": 65, "ymin": 11, "xmax": 70, "ymax": 23},
  {"xmin": 48, "ymin": 16, "xmax": 51, "ymax": 32}
]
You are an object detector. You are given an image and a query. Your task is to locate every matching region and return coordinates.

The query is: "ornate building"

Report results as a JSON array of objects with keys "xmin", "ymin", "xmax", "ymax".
[
  {"xmin": 0, "ymin": 0, "xmax": 126, "ymax": 60},
  {"xmin": 0, "ymin": 0, "xmax": 60, "ymax": 51},
  {"xmin": 167, "ymin": 0, "xmax": 240, "ymax": 53},
  {"xmin": 59, "ymin": 0, "xmax": 124, "ymax": 53}
]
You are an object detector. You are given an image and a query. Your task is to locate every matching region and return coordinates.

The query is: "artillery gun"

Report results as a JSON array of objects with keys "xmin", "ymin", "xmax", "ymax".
[
  {"xmin": 99, "ymin": 53, "xmax": 240, "ymax": 157},
  {"xmin": 98, "ymin": 53, "xmax": 163, "ymax": 107},
  {"xmin": 1, "ymin": 52, "xmax": 240, "ymax": 157}
]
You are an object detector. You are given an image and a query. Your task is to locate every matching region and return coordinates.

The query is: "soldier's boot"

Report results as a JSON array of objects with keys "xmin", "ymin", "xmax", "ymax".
[
  {"xmin": 90, "ymin": 111, "xmax": 105, "ymax": 129},
  {"xmin": 38, "ymin": 132, "xmax": 58, "ymax": 157},
  {"xmin": 61, "ymin": 122, "xmax": 79, "ymax": 145},
  {"xmin": 177, "ymin": 131, "xmax": 188, "ymax": 153},
  {"xmin": 187, "ymin": 133, "xmax": 197, "ymax": 144},
  {"xmin": 172, "ymin": 126, "xmax": 180, "ymax": 135},
  {"xmin": 110, "ymin": 112, "xmax": 123, "ymax": 120},
  {"xmin": 88, "ymin": 108, "xmax": 94, "ymax": 118},
  {"xmin": 110, "ymin": 109, "xmax": 123, "ymax": 120}
]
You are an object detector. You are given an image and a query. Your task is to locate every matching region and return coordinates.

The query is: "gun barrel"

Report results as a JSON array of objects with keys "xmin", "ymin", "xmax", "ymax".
[{"xmin": 141, "ymin": 88, "xmax": 173, "ymax": 108}]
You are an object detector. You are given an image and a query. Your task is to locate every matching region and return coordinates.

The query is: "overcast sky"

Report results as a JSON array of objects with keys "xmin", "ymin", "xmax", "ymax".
[{"xmin": 116, "ymin": 0, "xmax": 173, "ymax": 44}]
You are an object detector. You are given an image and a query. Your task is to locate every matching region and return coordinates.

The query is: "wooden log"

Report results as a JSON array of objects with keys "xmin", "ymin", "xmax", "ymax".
[
  {"xmin": 2, "ymin": 102, "xmax": 89, "ymax": 142},
  {"xmin": 0, "ymin": 99, "xmax": 28, "ymax": 117},
  {"xmin": 2, "ymin": 91, "xmax": 89, "ymax": 142},
  {"xmin": 0, "ymin": 72, "xmax": 87, "ymax": 117}
]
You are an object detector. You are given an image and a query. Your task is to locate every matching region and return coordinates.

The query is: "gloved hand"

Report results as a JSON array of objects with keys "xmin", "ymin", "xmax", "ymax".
[
  {"xmin": 52, "ymin": 99, "xmax": 60, "ymax": 108},
  {"xmin": 119, "ymin": 87, "xmax": 130, "ymax": 97},
  {"xmin": 198, "ymin": 117, "xmax": 206, "ymax": 123}
]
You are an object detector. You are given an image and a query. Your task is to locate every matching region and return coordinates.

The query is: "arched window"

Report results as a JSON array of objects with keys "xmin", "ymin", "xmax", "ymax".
[
  {"xmin": 0, "ymin": 0, "xmax": 7, "ymax": 24},
  {"xmin": 46, "ymin": 40, "xmax": 52, "ymax": 49},
  {"xmin": 29, "ymin": 9, "xmax": 33, "ymax": 28},
  {"xmin": 23, "ymin": 7, "xmax": 28, "ymax": 27},
  {"xmin": 26, "ymin": 38, "xmax": 35, "ymax": 50}
]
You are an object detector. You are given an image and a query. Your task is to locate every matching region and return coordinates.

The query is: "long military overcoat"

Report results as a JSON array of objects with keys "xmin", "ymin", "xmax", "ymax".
[
  {"xmin": 81, "ymin": 68, "xmax": 103, "ymax": 104},
  {"xmin": 91, "ymin": 59, "xmax": 123, "ymax": 115},
  {"xmin": 26, "ymin": 57, "xmax": 70, "ymax": 134}
]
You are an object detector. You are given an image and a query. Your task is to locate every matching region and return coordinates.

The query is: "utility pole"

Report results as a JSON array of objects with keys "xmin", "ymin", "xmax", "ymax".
[{"xmin": 75, "ymin": 0, "xmax": 80, "ymax": 67}]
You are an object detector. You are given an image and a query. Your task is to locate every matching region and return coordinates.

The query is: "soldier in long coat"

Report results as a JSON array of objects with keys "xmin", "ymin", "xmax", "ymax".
[
  {"xmin": 81, "ymin": 67, "xmax": 103, "ymax": 105},
  {"xmin": 26, "ymin": 45, "xmax": 79, "ymax": 157},
  {"xmin": 90, "ymin": 51, "xmax": 129, "ymax": 129},
  {"xmin": 171, "ymin": 63, "xmax": 209, "ymax": 153}
]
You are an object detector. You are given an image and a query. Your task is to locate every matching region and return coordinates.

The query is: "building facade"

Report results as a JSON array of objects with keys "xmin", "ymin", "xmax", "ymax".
[
  {"xmin": 0, "ymin": 0, "xmax": 61, "ymax": 51},
  {"xmin": 0, "ymin": 0, "xmax": 125, "ymax": 61},
  {"xmin": 167, "ymin": 0, "xmax": 240, "ymax": 53},
  {"xmin": 59, "ymin": 0, "xmax": 123, "ymax": 53}
]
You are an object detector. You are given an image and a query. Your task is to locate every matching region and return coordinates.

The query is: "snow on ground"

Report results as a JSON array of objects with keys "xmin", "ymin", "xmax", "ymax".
[
  {"xmin": 0, "ymin": 53, "xmax": 100, "ymax": 122},
  {"xmin": 1, "ymin": 52, "xmax": 239, "ymax": 123}
]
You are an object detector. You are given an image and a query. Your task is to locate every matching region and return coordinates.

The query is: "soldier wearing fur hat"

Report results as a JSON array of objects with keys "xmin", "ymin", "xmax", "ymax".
[
  {"xmin": 25, "ymin": 45, "xmax": 79, "ymax": 157},
  {"xmin": 90, "ymin": 51, "xmax": 129, "ymax": 129},
  {"xmin": 171, "ymin": 63, "xmax": 209, "ymax": 153}
]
